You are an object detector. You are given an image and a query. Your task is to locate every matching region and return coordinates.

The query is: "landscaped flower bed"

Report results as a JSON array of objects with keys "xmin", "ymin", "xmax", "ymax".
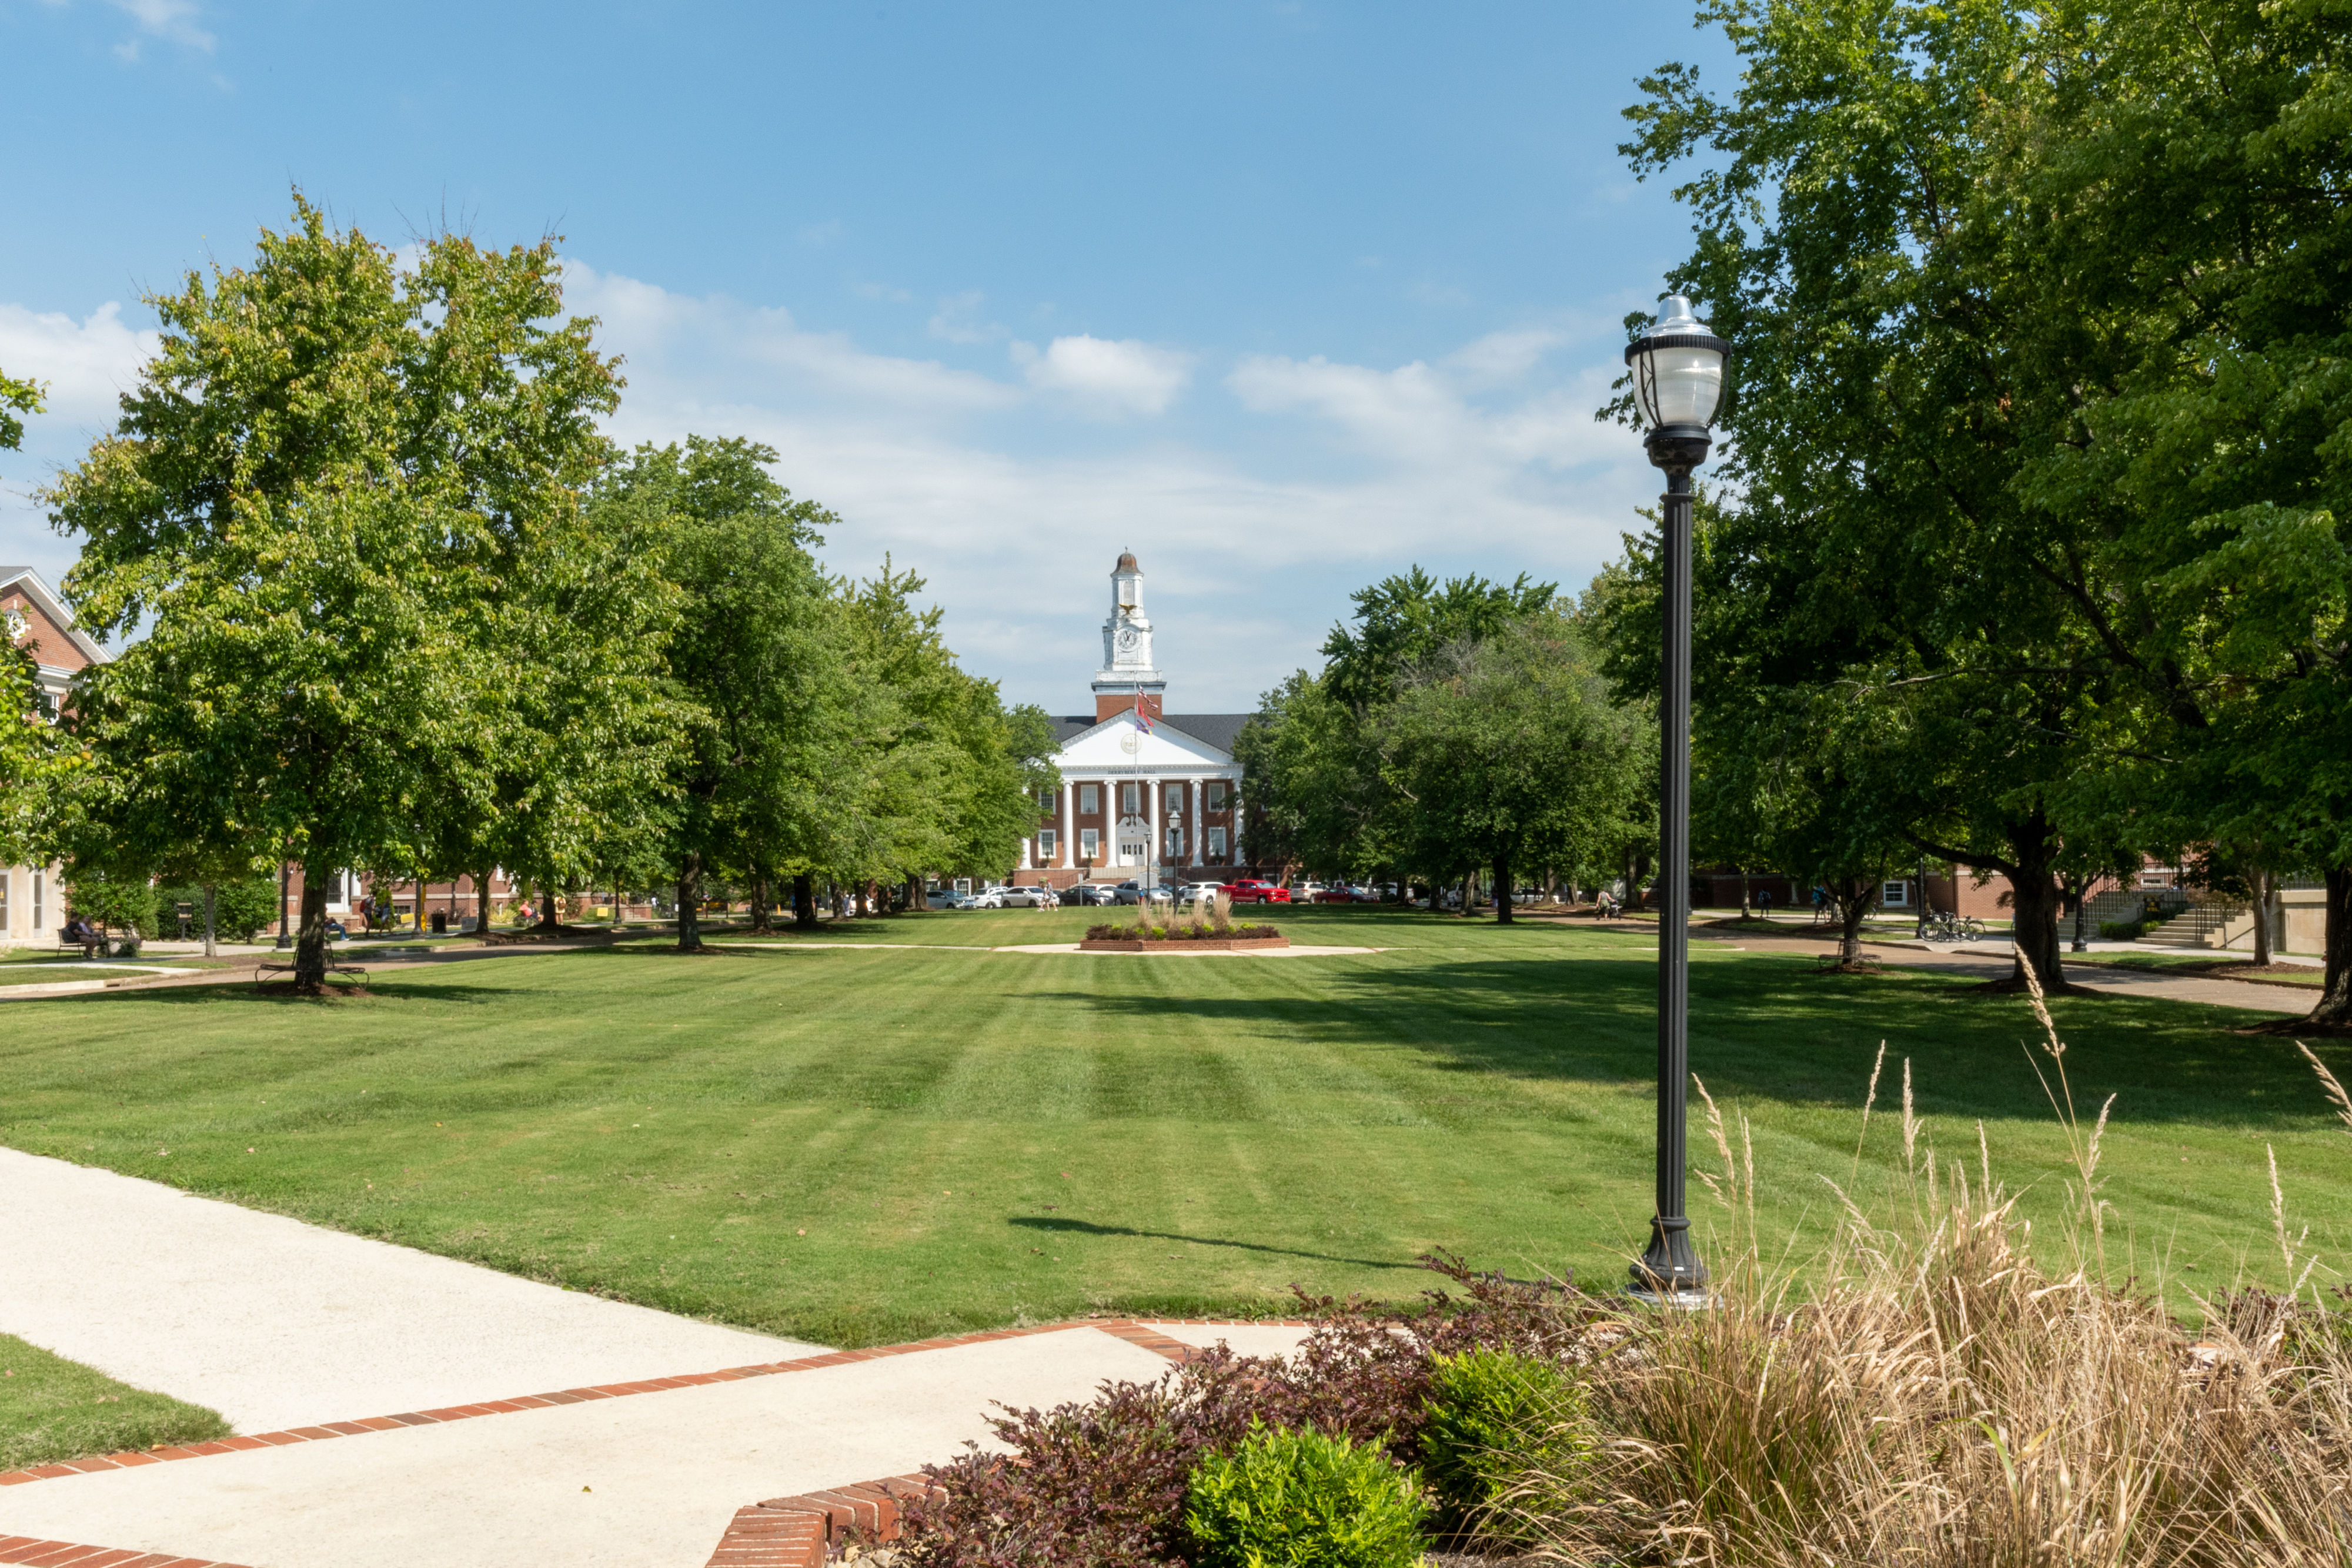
[{"xmin": 1081, "ymin": 921, "xmax": 1288, "ymax": 952}]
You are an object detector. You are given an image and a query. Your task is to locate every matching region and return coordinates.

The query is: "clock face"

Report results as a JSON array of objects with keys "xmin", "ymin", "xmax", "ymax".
[{"xmin": 1115, "ymin": 627, "xmax": 1138, "ymax": 651}]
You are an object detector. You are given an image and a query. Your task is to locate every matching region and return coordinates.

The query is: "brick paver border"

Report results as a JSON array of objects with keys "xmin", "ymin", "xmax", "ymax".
[
  {"xmin": 0, "ymin": 1319, "xmax": 1307, "ymax": 1491},
  {"xmin": 700, "ymin": 1319, "xmax": 1297, "ymax": 1568},
  {"xmin": 0, "ymin": 1537, "xmax": 252, "ymax": 1567}
]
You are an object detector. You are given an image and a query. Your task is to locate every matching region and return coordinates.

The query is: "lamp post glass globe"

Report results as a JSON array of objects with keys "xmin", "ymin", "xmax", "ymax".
[{"xmin": 1625, "ymin": 293, "xmax": 1727, "ymax": 1306}]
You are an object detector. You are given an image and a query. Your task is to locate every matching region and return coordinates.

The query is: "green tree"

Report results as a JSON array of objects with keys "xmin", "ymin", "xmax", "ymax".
[
  {"xmin": 836, "ymin": 561, "xmax": 1057, "ymax": 904},
  {"xmin": 1621, "ymin": 0, "xmax": 2352, "ymax": 1014},
  {"xmin": 1, "ymin": 367, "xmax": 41, "ymax": 454},
  {"xmin": 1240, "ymin": 568, "xmax": 1562, "ymax": 894},
  {"xmin": 1371, "ymin": 616, "xmax": 1648, "ymax": 922},
  {"xmin": 603, "ymin": 436, "xmax": 851, "ymax": 953},
  {"xmin": 49, "ymin": 195, "xmax": 630, "ymax": 992}
]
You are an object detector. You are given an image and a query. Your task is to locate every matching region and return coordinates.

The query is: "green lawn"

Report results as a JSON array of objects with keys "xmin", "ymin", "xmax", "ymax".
[
  {"xmin": 0, "ymin": 906, "xmax": 2344, "ymax": 1347},
  {"xmin": 0, "ymin": 1334, "xmax": 229, "ymax": 1470}
]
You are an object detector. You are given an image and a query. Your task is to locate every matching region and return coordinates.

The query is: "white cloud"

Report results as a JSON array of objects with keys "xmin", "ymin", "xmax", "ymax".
[
  {"xmin": 1018, "ymin": 335, "xmax": 1192, "ymax": 416},
  {"xmin": 927, "ymin": 290, "xmax": 999, "ymax": 345},
  {"xmin": 561, "ymin": 262, "xmax": 1019, "ymax": 416},
  {"xmin": 0, "ymin": 300, "xmax": 159, "ymax": 430},
  {"xmin": 1, "ymin": 266, "xmax": 1661, "ymax": 708},
  {"xmin": 42, "ymin": 0, "xmax": 218, "ymax": 58}
]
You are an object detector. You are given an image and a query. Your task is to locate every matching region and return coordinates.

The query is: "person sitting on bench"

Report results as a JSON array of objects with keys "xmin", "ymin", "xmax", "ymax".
[{"xmin": 62, "ymin": 916, "xmax": 102, "ymax": 958}]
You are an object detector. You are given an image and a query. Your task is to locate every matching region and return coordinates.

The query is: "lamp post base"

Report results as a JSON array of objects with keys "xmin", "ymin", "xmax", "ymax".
[
  {"xmin": 1632, "ymin": 1214, "xmax": 1708, "ymax": 1297},
  {"xmin": 1626, "ymin": 1285, "xmax": 1716, "ymax": 1311}
]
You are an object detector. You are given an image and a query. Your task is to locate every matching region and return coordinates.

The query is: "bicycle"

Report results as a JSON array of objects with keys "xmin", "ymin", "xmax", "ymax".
[{"xmin": 1924, "ymin": 909, "xmax": 1985, "ymax": 942}]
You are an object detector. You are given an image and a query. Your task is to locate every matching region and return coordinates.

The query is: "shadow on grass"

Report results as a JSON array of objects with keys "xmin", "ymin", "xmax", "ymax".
[
  {"xmin": 1052, "ymin": 951, "xmax": 2346, "ymax": 1134},
  {"xmin": 1008, "ymin": 1215, "xmax": 1424, "ymax": 1273}
]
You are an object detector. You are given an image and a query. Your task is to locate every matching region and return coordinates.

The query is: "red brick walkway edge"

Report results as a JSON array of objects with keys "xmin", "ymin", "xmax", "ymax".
[
  {"xmin": 702, "ymin": 1319, "xmax": 1291, "ymax": 1568},
  {"xmin": 0, "ymin": 1319, "xmax": 1308, "ymax": 1492},
  {"xmin": 0, "ymin": 1537, "xmax": 252, "ymax": 1567}
]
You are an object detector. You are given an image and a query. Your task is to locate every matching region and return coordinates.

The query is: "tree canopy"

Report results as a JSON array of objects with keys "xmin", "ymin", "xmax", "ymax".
[{"xmin": 1613, "ymin": 0, "xmax": 2352, "ymax": 1017}]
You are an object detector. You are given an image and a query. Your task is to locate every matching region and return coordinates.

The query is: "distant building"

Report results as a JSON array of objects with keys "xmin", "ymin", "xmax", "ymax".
[
  {"xmin": 1, "ymin": 566, "xmax": 103, "ymax": 948},
  {"xmin": 1013, "ymin": 553, "xmax": 1265, "ymax": 888}
]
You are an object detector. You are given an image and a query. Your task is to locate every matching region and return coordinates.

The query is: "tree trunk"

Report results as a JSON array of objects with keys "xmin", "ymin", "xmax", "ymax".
[
  {"xmin": 293, "ymin": 855, "xmax": 334, "ymax": 994},
  {"xmin": 2005, "ymin": 864, "xmax": 2068, "ymax": 993},
  {"xmin": 202, "ymin": 884, "xmax": 217, "ymax": 959},
  {"xmin": 793, "ymin": 873, "xmax": 816, "ymax": 931},
  {"xmin": 677, "ymin": 854, "xmax": 704, "ymax": 953},
  {"xmin": 478, "ymin": 866, "xmax": 494, "ymax": 935},
  {"xmin": 2308, "ymin": 864, "xmax": 2352, "ymax": 1025},
  {"xmin": 866, "ymin": 878, "xmax": 881, "ymax": 917},
  {"xmin": 1494, "ymin": 855, "xmax": 1514, "ymax": 924},
  {"xmin": 749, "ymin": 870, "xmax": 772, "ymax": 934},
  {"xmin": 2251, "ymin": 865, "xmax": 2273, "ymax": 967},
  {"xmin": 1839, "ymin": 878, "xmax": 1869, "ymax": 965},
  {"xmin": 534, "ymin": 875, "xmax": 562, "ymax": 934},
  {"xmin": 908, "ymin": 872, "xmax": 928, "ymax": 911},
  {"xmin": 1740, "ymin": 865, "xmax": 1752, "ymax": 921},
  {"xmin": 1458, "ymin": 870, "xmax": 1476, "ymax": 918}
]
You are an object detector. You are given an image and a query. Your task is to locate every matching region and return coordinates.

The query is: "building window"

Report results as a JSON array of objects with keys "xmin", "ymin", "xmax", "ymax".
[
  {"xmin": 1167, "ymin": 826, "xmax": 1184, "ymax": 858},
  {"xmin": 1038, "ymin": 828, "xmax": 1057, "ymax": 859},
  {"xmin": 1165, "ymin": 783, "xmax": 1184, "ymax": 813},
  {"xmin": 1080, "ymin": 828, "xmax": 1100, "ymax": 859},
  {"xmin": 1122, "ymin": 782, "xmax": 1139, "ymax": 814},
  {"xmin": 1207, "ymin": 781, "xmax": 1227, "ymax": 810},
  {"xmin": 1080, "ymin": 784, "xmax": 1100, "ymax": 814},
  {"xmin": 1207, "ymin": 827, "xmax": 1226, "ymax": 860},
  {"xmin": 1881, "ymin": 881, "xmax": 1907, "ymax": 907}
]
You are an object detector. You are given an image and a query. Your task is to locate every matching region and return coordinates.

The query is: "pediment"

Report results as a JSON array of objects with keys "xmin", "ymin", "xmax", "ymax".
[{"xmin": 1056, "ymin": 708, "xmax": 1235, "ymax": 769}]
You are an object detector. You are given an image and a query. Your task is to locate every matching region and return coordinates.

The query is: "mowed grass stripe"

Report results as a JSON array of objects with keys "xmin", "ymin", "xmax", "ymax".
[{"xmin": 0, "ymin": 910, "xmax": 2343, "ymax": 1345}]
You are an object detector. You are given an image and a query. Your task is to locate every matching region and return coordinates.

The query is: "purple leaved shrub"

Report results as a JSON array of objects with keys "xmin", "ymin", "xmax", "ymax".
[{"xmin": 896, "ymin": 1254, "xmax": 1599, "ymax": 1567}]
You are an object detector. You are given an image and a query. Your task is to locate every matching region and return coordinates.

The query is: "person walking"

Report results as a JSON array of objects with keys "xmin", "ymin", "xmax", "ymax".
[{"xmin": 1758, "ymin": 887, "xmax": 1773, "ymax": 922}]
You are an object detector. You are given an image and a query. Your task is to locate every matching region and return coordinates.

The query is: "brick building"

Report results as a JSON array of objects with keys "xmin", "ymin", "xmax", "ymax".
[
  {"xmin": 1013, "ymin": 552, "xmax": 1265, "ymax": 890},
  {"xmin": 0, "ymin": 567, "xmax": 102, "ymax": 949}
]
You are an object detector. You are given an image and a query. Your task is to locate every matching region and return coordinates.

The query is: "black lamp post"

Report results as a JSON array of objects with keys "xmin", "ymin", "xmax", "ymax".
[{"xmin": 1624, "ymin": 295, "xmax": 1729, "ymax": 1304}]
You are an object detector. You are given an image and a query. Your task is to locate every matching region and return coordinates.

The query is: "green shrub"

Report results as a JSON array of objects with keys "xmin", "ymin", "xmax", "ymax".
[
  {"xmin": 2099, "ymin": 918, "xmax": 2146, "ymax": 941},
  {"xmin": 1421, "ymin": 1348, "xmax": 1600, "ymax": 1539},
  {"xmin": 154, "ymin": 877, "xmax": 280, "ymax": 942},
  {"xmin": 1184, "ymin": 1422, "xmax": 1428, "ymax": 1568}
]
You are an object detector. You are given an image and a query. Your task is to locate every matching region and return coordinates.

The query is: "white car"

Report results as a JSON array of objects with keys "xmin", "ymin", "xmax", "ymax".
[
  {"xmin": 1001, "ymin": 885, "xmax": 1058, "ymax": 908},
  {"xmin": 1174, "ymin": 882, "xmax": 1226, "ymax": 910},
  {"xmin": 968, "ymin": 887, "xmax": 1006, "ymax": 909}
]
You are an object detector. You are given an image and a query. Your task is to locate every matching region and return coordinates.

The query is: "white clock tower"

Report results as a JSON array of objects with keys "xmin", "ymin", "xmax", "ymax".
[{"xmin": 1091, "ymin": 550, "xmax": 1167, "ymax": 720}]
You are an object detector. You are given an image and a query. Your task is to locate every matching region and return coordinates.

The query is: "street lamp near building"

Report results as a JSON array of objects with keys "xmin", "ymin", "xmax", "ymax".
[{"xmin": 1623, "ymin": 293, "xmax": 1729, "ymax": 1305}]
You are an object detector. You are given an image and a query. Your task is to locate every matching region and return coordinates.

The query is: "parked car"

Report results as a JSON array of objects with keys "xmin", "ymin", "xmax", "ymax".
[
  {"xmin": 1068, "ymin": 882, "xmax": 1122, "ymax": 907},
  {"xmin": 968, "ymin": 887, "xmax": 1006, "ymax": 909},
  {"xmin": 928, "ymin": 888, "xmax": 977, "ymax": 909},
  {"xmin": 1001, "ymin": 885, "xmax": 1058, "ymax": 908},
  {"xmin": 1227, "ymin": 879, "xmax": 1291, "ymax": 904},
  {"xmin": 1175, "ymin": 881, "xmax": 1226, "ymax": 909}
]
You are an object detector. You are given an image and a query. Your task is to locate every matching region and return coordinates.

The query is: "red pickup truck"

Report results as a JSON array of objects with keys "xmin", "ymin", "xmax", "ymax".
[{"xmin": 1224, "ymin": 879, "xmax": 1291, "ymax": 904}]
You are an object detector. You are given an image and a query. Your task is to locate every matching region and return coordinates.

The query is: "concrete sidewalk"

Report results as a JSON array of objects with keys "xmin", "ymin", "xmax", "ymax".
[
  {"xmin": 0, "ymin": 1149, "xmax": 1313, "ymax": 1566},
  {"xmin": 1709, "ymin": 932, "xmax": 2315, "ymax": 1017},
  {"xmin": 0, "ymin": 1326, "xmax": 1191, "ymax": 1568},
  {"xmin": 0, "ymin": 1147, "xmax": 823, "ymax": 1433}
]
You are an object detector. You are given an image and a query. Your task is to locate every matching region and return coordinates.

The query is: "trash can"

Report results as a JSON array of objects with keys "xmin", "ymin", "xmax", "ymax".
[{"xmin": 430, "ymin": 911, "xmax": 448, "ymax": 934}]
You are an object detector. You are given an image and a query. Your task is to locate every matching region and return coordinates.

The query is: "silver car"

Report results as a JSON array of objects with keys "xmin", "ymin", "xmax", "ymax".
[{"xmin": 1000, "ymin": 885, "xmax": 1059, "ymax": 908}]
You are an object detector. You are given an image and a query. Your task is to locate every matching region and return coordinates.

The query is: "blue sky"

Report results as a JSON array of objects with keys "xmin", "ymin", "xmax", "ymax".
[{"xmin": 0, "ymin": 0, "xmax": 1731, "ymax": 711}]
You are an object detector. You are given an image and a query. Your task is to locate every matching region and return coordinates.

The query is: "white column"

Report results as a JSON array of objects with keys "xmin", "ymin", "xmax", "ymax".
[
  {"xmin": 1190, "ymin": 778, "xmax": 1202, "ymax": 866},
  {"xmin": 1061, "ymin": 779, "xmax": 1074, "ymax": 867},
  {"xmin": 1147, "ymin": 775, "xmax": 1160, "ymax": 880}
]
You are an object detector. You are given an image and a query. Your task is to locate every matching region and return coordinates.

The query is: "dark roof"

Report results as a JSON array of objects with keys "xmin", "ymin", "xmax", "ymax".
[
  {"xmin": 1047, "ymin": 712, "xmax": 1252, "ymax": 757},
  {"xmin": 1114, "ymin": 550, "xmax": 1140, "ymax": 573},
  {"xmin": 1165, "ymin": 713, "xmax": 1250, "ymax": 754}
]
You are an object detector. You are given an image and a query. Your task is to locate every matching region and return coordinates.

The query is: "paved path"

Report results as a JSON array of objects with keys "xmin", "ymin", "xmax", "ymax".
[
  {"xmin": 0, "ymin": 1148, "xmax": 823, "ymax": 1434},
  {"xmin": 0, "ymin": 1326, "xmax": 1197, "ymax": 1568},
  {"xmin": 0, "ymin": 1150, "xmax": 1313, "ymax": 1566},
  {"xmin": 1709, "ymin": 932, "xmax": 2316, "ymax": 1017}
]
